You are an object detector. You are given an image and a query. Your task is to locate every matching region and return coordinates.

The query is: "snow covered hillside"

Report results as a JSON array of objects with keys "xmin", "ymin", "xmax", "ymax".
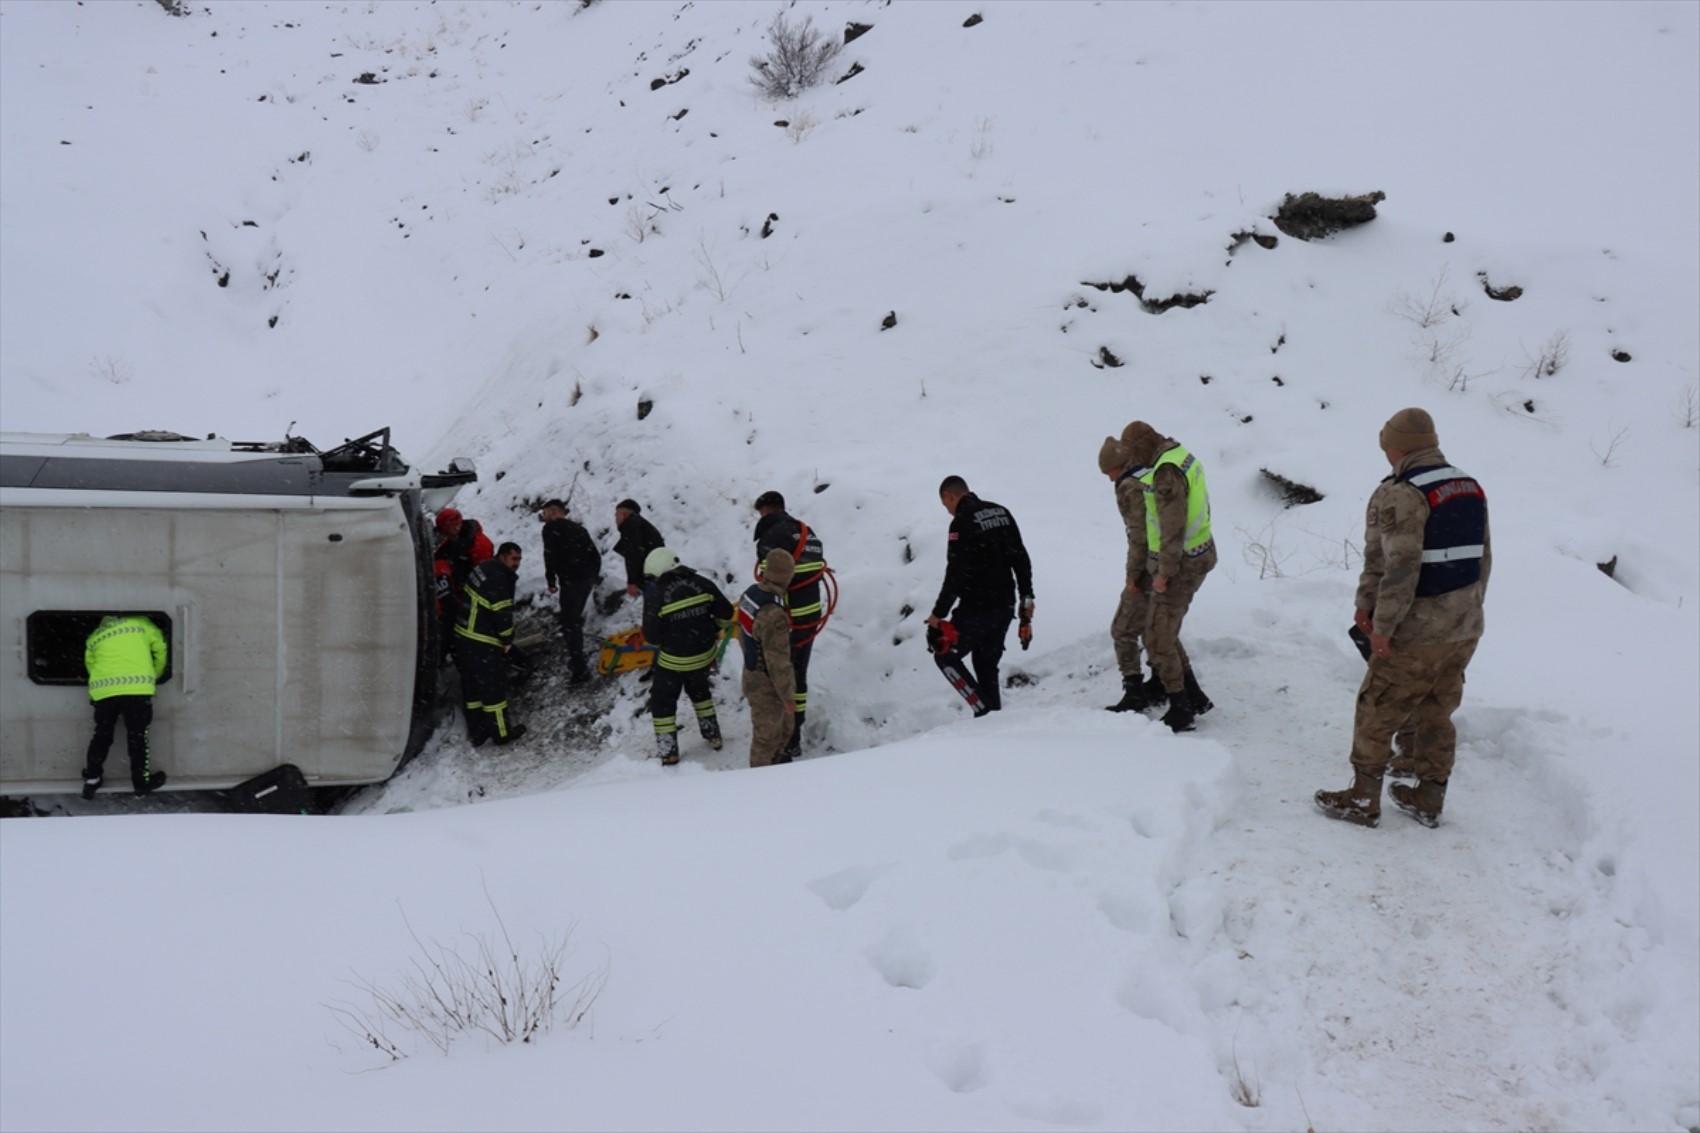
[{"xmin": 2, "ymin": 2, "xmax": 1697, "ymax": 1130}]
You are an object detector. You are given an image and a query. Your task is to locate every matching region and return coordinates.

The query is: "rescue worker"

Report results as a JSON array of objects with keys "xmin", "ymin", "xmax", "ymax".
[
  {"xmin": 454, "ymin": 541, "xmax": 528, "ymax": 747},
  {"xmin": 433, "ymin": 506, "xmax": 493, "ymax": 661},
  {"xmin": 752, "ymin": 490, "xmax": 826, "ymax": 759},
  {"xmin": 926, "ymin": 476, "xmax": 1034, "ymax": 715},
  {"xmin": 1316, "ymin": 408, "xmax": 1490, "ymax": 828},
  {"xmin": 737, "ymin": 548, "xmax": 797, "ymax": 767},
  {"xmin": 613, "ymin": 499, "xmax": 665, "ymax": 600},
  {"xmin": 642, "ymin": 547, "xmax": 733, "ymax": 765},
  {"xmin": 1098, "ymin": 435, "xmax": 1161, "ymax": 713},
  {"xmin": 540, "ymin": 499, "xmax": 600, "ymax": 684},
  {"xmin": 1122, "ymin": 421, "xmax": 1216, "ymax": 732},
  {"xmin": 81, "ymin": 614, "xmax": 169, "ymax": 798}
]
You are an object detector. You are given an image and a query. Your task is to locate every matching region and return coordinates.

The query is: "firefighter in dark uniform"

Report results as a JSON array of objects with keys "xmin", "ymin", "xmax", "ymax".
[
  {"xmin": 540, "ymin": 499, "xmax": 600, "ymax": 684},
  {"xmin": 454, "ymin": 542, "xmax": 528, "ymax": 747},
  {"xmin": 642, "ymin": 547, "xmax": 734, "ymax": 765},
  {"xmin": 926, "ymin": 476, "xmax": 1035, "ymax": 715},
  {"xmin": 752, "ymin": 490, "xmax": 827, "ymax": 759},
  {"xmin": 613, "ymin": 499, "xmax": 665, "ymax": 600},
  {"xmin": 737, "ymin": 548, "xmax": 797, "ymax": 768}
]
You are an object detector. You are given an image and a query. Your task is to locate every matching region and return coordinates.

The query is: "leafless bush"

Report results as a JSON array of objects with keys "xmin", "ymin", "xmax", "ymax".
[
  {"xmin": 1521, "ymin": 331, "xmax": 1571, "ymax": 379},
  {"xmin": 1590, "ymin": 421, "xmax": 1631, "ymax": 468},
  {"xmin": 785, "ymin": 110, "xmax": 819, "ymax": 144},
  {"xmin": 748, "ymin": 11, "xmax": 842, "ymax": 100},
  {"xmin": 90, "ymin": 356, "xmax": 133, "ymax": 386},
  {"xmin": 1390, "ymin": 267, "xmax": 1461, "ymax": 330},
  {"xmin": 1672, "ymin": 384, "xmax": 1698, "ymax": 429},
  {"xmin": 327, "ymin": 889, "xmax": 606, "ymax": 1062},
  {"xmin": 1238, "ymin": 520, "xmax": 1294, "ymax": 580},
  {"xmin": 153, "ymin": 0, "xmax": 191, "ymax": 15},
  {"xmin": 624, "ymin": 203, "xmax": 658, "ymax": 244}
]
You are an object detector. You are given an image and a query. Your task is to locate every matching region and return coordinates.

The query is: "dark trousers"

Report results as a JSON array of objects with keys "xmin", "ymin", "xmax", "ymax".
[
  {"xmin": 785, "ymin": 635, "xmax": 814, "ymax": 753},
  {"xmin": 456, "ymin": 641, "xmax": 515, "ymax": 742},
  {"xmin": 934, "ymin": 606, "xmax": 1012, "ymax": 712},
  {"xmin": 557, "ymin": 577, "xmax": 594, "ymax": 676},
  {"xmin": 650, "ymin": 665, "xmax": 719, "ymax": 740},
  {"xmin": 86, "ymin": 695, "xmax": 154, "ymax": 788}
]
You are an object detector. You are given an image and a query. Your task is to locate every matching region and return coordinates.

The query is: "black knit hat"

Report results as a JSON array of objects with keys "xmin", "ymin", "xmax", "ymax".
[
  {"xmin": 616, "ymin": 498, "xmax": 641, "ymax": 513},
  {"xmin": 754, "ymin": 490, "xmax": 785, "ymax": 511}
]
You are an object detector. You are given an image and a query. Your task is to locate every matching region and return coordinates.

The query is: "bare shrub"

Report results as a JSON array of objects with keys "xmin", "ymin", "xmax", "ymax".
[
  {"xmin": 1390, "ymin": 267, "xmax": 1461, "ymax": 330},
  {"xmin": 1238, "ymin": 520, "xmax": 1294, "ymax": 580},
  {"xmin": 1590, "ymin": 421, "xmax": 1631, "ymax": 468},
  {"xmin": 785, "ymin": 110, "xmax": 819, "ymax": 144},
  {"xmin": 1672, "ymin": 384, "xmax": 1698, "ymax": 429},
  {"xmin": 748, "ymin": 11, "xmax": 842, "ymax": 100},
  {"xmin": 327, "ymin": 887, "xmax": 606, "ymax": 1062},
  {"xmin": 1521, "ymin": 331, "xmax": 1571, "ymax": 379}
]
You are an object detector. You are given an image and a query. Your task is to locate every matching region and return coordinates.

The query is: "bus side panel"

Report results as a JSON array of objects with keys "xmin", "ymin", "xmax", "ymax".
[
  {"xmin": 0, "ymin": 504, "xmax": 418, "ymax": 793},
  {"xmin": 277, "ymin": 506, "xmax": 416, "ymax": 784}
]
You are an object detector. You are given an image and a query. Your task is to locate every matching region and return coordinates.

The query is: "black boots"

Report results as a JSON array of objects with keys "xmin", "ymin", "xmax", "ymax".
[
  {"xmin": 81, "ymin": 770, "xmax": 103, "ymax": 801},
  {"xmin": 133, "ymin": 770, "xmax": 167, "ymax": 796},
  {"xmin": 1106, "ymin": 674, "xmax": 1160, "ymax": 713},
  {"xmin": 1161, "ymin": 696, "xmax": 1196, "ymax": 733},
  {"xmin": 492, "ymin": 724, "xmax": 528, "ymax": 746},
  {"xmin": 1182, "ymin": 669, "xmax": 1213, "ymax": 716}
]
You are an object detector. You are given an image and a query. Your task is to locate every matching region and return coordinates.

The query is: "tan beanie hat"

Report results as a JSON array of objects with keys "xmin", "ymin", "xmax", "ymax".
[
  {"xmin": 1379, "ymin": 407, "xmax": 1439, "ymax": 452},
  {"xmin": 1098, "ymin": 436, "xmax": 1130, "ymax": 474},
  {"xmin": 1120, "ymin": 420, "xmax": 1162, "ymax": 468},
  {"xmin": 763, "ymin": 547, "xmax": 796, "ymax": 587}
]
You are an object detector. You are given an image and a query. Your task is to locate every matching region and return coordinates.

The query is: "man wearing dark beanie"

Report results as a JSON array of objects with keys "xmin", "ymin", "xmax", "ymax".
[{"xmin": 1317, "ymin": 407, "xmax": 1490, "ymax": 828}]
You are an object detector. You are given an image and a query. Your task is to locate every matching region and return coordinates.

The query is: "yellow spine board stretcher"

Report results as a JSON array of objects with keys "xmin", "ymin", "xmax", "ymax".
[{"xmin": 597, "ymin": 621, "xmax": 739, "ymax": 677}]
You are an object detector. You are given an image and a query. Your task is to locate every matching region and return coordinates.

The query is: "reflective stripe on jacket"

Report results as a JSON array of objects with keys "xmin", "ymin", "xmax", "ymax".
[
  {"xmin": 1140, "ymin": 446, "xmax": 1212, "ymax": 556},
  {"xmin": 85, "ymin": 616, "xmax": 167, "ymax": 701},
  {"xmin": 1399, "ymin": 464, "xmax": 1487, "ymax": 596},
  {"xmin": 643, "ymin": 566, "xmax": 734, "ymax": 672},
  {"xmin": 455, "ymin": 559, "xmax": 518, "ymax": 647}
]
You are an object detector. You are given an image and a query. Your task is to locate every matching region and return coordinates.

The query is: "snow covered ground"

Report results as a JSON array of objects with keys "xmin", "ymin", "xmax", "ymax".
[{"xmin": 2, "ymin": 1, "xmax": 1697, "ymax": 1130}]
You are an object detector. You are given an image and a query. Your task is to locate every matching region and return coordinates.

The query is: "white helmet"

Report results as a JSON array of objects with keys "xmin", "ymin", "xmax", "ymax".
[{"xmin": 643, "ymin": 547, "xmax": 680, "ymax": 578}]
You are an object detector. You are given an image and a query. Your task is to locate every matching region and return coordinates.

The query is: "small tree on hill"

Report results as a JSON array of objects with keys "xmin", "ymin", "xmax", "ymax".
[{"xmin": 749, "ymin": 11, "xmax": 842, "ymax": 100}]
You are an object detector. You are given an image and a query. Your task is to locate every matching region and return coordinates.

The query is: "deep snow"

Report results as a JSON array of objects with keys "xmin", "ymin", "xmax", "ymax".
[{"xmin": 1, "ymin": 1, "xmax": 1697, "ymax": 1130}]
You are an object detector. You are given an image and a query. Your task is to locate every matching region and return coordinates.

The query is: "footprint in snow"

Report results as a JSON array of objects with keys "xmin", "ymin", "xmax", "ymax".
[
  {"xmin": 806, "ymin": 864, "xmax": 891, "ymax": 911},
  {"xmin": 866, "ymin": 927, "xmax": 936, "ymax": 990}
]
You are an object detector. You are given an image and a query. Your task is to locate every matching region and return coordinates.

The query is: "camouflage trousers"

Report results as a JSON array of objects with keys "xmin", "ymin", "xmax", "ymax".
[
  {"xmin": 1109, "ymin": 585, "xmax": 1151, "ymax": 677},
  {"xmin": 1145, "ymin": 545, "xmax": 1215, "ymax": 693},
  {"xmin": 1350, "ymin": 638, "xmax": 1479, "ymax": 782},
  {"xmin": 742, "ymin": 670, "xmax": 792, "ymax": 768}
]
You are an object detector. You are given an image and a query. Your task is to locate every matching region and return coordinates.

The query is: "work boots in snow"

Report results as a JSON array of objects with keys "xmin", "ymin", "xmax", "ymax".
[
  {"xmin": 1390, "ymin": 778, "xmax": 1447, "ymax": 828},
  {"xmin": 493, "ymin": 723, "xmax": 528, "ymax": 747},
  {"xmin": 1106, "ymin": 673, "xmax": 1159, "ymax": 713},
  {"xmin": 1314, "ymin": 771, "xmax": 1383, "ymax": 827},
  {"xmin": 657, "ymin": 732, "xmax": 680, "ymax": 766},
  {"xmin": 1161, "ymin": 694, "xmax": 1196, "ymax": 733},
  {"xmin": 133, "ymin": 770, "xmax": 167, "ymax": 796},
  {"xmin": 81, "ymin": 770, "xmax": 103, "ymax": 801},
  {"xmin": 779, "ymin": 712, "xmax": 804, "ymax": 760},
  {"xmin": 701, "ymin": 720, "xmax": 724, "ymax": 751},
  {"xmin": 1183, "ymin": 668, "xmax": 1213, "ymax": 716}
]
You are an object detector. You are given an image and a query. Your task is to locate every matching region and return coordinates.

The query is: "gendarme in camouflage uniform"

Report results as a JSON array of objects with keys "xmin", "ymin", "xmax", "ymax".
[{"xmin": 1316, "ymin": 408, "xmax": 1490, "ymax": 828}]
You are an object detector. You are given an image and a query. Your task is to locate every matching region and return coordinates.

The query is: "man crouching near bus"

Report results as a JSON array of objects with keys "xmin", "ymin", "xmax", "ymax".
[
  {"xmin": 454, "ymin": 542, "xmax": 529, "ymax": 747},
  {"xmin": 82, "ymin": 614, "xmax": 169, "ymax": 798}
]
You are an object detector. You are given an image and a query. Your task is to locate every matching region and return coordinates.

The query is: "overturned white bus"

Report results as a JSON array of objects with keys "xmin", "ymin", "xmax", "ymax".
[{"xmin": 0, "ymin": 428, "xmax": 474, "ymax": 796}]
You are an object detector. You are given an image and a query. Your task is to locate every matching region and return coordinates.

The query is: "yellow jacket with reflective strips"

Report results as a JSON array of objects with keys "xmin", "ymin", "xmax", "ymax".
[
  {"xmin": 1140, "ymin": 444, "xmax": 1213, "ymax": 574},
  {"xmin": 85, "ymin": 615, "xmax": 168, "ymax": 701}
]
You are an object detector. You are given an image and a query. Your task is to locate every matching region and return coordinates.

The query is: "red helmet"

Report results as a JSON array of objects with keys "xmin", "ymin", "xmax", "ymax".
[{"xmin": 434, "ymin": 507, "xmax": 463, "ymax": 533}]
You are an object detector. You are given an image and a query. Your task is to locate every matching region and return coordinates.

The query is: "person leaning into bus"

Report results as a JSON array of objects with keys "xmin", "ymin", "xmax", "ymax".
[{"xmin": 81, "ymin": 614, "xmax": 169, "ymax": 799}]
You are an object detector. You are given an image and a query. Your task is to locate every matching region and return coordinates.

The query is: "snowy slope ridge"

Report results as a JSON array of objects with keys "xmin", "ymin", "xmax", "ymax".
[{"xmin": 2, "ymin": 2, "xmax": 1697, "ymax": 1131}]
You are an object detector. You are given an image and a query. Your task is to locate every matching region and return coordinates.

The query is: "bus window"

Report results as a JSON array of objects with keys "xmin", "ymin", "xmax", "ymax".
[{"xmin": 26, "ymin": 611, "xmax": 174, "ymax": 687}]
